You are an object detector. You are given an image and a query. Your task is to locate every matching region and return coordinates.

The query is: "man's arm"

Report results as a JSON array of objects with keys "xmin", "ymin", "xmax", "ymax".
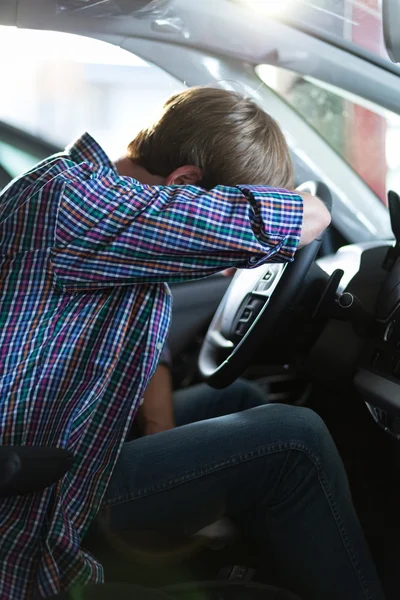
[
  {"xmin": 136, "ymin": 364, "xmax": 175, "ymax": 436},
  {"xmin": 299, "ymin": 192, "xmax": 331, "ymax": 247},
  {"xmin": 51, "ymin": 171, "xmax": 327, "ymax": 291},
  {"xmin": 136, "ymin": 346, "xmax": 175, "ymax": 435}
]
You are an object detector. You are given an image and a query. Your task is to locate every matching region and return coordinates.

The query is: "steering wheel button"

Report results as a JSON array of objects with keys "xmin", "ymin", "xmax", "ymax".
[
  {"xmin": 235, "ymin": 323, "xmax": 247, "ymax": 337},
  {"xmin": 263, "ymin": 269, "xmax": 274, "ymax": 281},
  {"xmin": 255, "ymin": 280, "xmax": 270, "ymax": 293},
  {"xmin": 241, "ymin": 308, "xmax": 252, "ymax": 322}
]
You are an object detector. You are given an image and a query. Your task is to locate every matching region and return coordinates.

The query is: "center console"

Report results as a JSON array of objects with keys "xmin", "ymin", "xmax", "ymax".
[
  {"xmin": 353, "ymin": 192, "xmax": 400, "ymax": 438},
  {"xmin": 315, "ymin": 191, "xmax": 400, "ymax": 439}
]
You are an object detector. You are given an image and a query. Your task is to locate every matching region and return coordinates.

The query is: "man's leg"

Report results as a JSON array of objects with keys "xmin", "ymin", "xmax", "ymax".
[
  {"xmin": 173, "ymin": 378, "xmax": 267, "ymax": 426},
  {"xmin": 99, "ymin": 403, "xmax": 385, "ymax": 600}
]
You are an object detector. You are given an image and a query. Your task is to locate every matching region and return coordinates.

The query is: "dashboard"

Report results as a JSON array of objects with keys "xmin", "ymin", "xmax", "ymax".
[{"xmin": 316, "ymin": 241, "xmax": 400, "ymax": 440}]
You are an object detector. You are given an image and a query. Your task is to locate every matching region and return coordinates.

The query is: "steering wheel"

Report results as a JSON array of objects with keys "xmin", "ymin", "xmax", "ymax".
[{"xmin": 198, "ymin": 181, "xmax": 333, "ymax": 388}]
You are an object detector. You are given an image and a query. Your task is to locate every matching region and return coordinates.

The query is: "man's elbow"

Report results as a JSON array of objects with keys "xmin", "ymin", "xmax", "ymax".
[
  {"xmin": 311, "ymin": 200, "xmax": 331, "ymax": 240},
  {"xmin": 299, "ymin": 193, "xmax": 331, "ymax": 248}
]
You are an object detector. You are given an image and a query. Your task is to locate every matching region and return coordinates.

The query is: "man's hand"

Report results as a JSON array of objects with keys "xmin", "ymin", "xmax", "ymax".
[
  {"xmin": 136, "ymin": 364, "xmax": 175, "ymax": 436},
  {"xmin": 298, "ymin": 192, "xmax": 331, "ymax": 247}
]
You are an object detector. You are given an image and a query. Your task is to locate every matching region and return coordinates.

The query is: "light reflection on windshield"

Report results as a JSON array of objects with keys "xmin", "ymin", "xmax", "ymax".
[{"xmin": 279, "ymin": 0, "xmax": 388, "ymax": 63}]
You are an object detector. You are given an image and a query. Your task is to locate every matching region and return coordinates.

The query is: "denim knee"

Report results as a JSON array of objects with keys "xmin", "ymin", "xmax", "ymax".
[
  {"xmin": 290, "ymin": 406, "xmax": 340, "ymax": 465},
  {"xmin": 253, "ymin": 403, "xmax": 341, "ymax": 466}
]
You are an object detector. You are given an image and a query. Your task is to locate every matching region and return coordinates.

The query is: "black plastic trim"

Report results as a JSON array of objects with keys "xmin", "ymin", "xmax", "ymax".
[
  {"xmin": 354, "ymin": 368, "xmax": 400, "ymax": 413},
  {"xmin": 0, "ymin": 121, "xmax": 59, "ymax": 159}
]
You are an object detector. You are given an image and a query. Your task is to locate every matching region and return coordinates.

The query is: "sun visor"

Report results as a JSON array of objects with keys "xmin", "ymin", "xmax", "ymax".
[
  {"xmin": 56, "ymin": 0, "xmax": 172, "ymax": 18},
  {"xmin": 383, "ymin": 0, "xmax": 400, "ymax": 63}
]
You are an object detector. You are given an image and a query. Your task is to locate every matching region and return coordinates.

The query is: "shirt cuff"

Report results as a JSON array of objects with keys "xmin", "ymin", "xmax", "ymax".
[{"xmin": 236, "ymin": 186, "xmax": 303, "ymax": 265}]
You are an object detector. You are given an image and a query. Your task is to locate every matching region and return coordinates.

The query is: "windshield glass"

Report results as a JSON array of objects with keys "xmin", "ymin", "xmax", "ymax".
[
  {"xmin": 257, "ymin": 64, "xmax": 400, "ymax": 205},
  {"xmin": 258, "ymin": 0, "xmax": 389, "ymax": 64}
]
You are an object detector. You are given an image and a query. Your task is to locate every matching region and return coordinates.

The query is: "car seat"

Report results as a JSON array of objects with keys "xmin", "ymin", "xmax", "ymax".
[{"xmin": 0, "ymin": 448, "xmax": 302, "ymax": 599}]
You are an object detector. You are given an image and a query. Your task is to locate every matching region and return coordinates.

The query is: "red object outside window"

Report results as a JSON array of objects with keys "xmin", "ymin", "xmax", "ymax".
[{"xmin": 347, "ymin": 0, "xmax": 387, "ymax": 203}]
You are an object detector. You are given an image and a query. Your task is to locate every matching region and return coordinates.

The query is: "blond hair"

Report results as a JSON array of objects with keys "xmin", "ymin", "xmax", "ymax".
[{"xmin": 128, "ymin": 87, "xmax": 293, "ymax": 190}]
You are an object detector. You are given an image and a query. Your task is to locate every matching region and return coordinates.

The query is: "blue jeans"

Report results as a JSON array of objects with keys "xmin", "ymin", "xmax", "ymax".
[{"xmin": 99, "ymin": 380, "xmax": 385, "ymax": 600}]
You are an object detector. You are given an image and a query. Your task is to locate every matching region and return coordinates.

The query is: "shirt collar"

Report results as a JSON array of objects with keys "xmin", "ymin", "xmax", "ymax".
[{"xmin": 65, "ymin": 132, "xmax": 116, "ymax": 172}]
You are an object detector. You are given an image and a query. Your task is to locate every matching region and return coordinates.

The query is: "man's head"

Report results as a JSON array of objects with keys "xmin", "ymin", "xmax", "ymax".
[{"xmin": 125, "ymin": 86, "xmax": 293, "ymax": 189}]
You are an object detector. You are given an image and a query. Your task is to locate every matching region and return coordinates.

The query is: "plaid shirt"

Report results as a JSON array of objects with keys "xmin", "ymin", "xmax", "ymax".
[{"xmin": 0, "ymin": 133, "xmax": 303, "ymax": 599}]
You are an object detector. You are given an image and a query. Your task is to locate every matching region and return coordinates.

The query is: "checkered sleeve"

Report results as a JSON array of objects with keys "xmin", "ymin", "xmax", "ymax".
[{"xmin": 51, "ymin": 170, "xmax": 303, "ymax": 291}]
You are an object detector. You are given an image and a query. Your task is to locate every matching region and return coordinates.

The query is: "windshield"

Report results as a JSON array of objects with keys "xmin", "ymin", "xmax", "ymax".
[
  {"xmin": 255, "ymin": 0, "xmax": 389, "ymax": 64},
  {"xmin": 257, "ymin": 64, "xmax": 400, "ymax": 205}
]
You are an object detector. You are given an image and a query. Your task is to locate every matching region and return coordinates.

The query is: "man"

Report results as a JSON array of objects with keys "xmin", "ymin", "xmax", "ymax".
[{"xmin": 0, "ymin": 87, "xmax": 383, "ymax": 600}]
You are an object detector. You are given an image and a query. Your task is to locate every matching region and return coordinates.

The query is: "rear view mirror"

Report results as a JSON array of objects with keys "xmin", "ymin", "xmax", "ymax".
[{"xmin": 383, "ymin": 0, "xmax": 400, "ymax": 63}]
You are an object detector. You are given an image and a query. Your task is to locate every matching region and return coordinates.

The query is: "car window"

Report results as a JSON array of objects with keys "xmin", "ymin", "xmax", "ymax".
[
  {"xmin": 256, "ymin": 65, "xmax": 400, "ymax": 205},
  {"xmin": 0, "ymin": 26, "xmax": 186, "ymax": 160}
]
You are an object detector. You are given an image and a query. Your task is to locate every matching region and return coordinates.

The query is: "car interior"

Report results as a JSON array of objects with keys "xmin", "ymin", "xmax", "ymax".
[{"xmin": 1, "ymin": 1, "xmax": 400, "ymax": 599}]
